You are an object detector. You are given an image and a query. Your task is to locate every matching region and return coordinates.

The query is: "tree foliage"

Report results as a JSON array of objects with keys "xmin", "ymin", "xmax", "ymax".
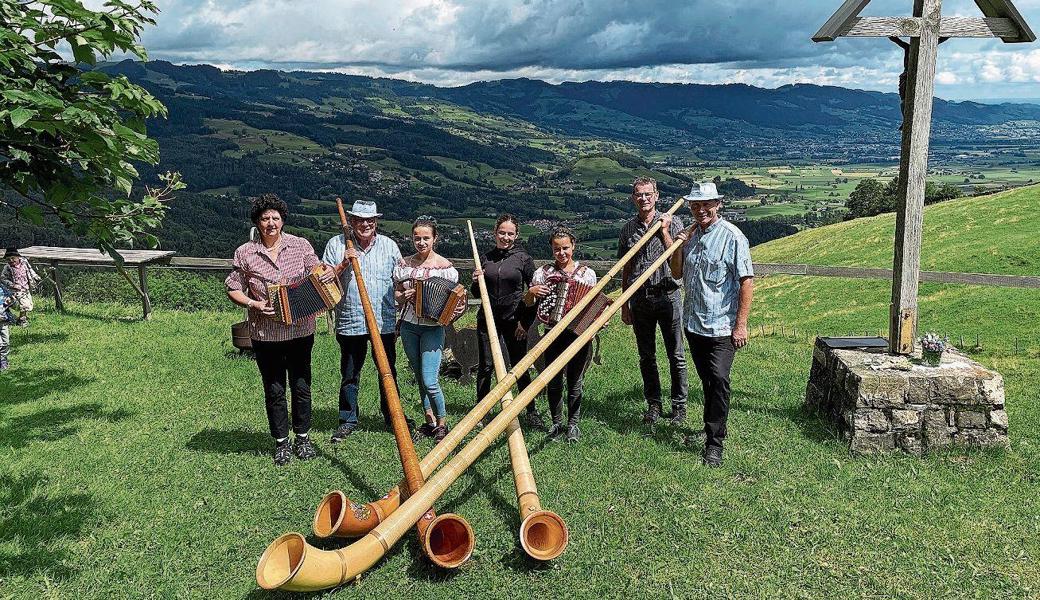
[
  {"xmin": 0, "ymin": 0, "xmax": 182, "ymax": 257},
  {"xmin": 845, "ymin": 177, "xmax": 963, "ymax": 220}
]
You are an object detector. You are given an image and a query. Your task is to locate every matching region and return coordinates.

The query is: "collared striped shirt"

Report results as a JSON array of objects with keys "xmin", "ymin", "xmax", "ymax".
[
  {"xmin": 681, "ymin": 218, "xmax": 754, "ymax": 337},
  {"xmin": 225, "ymin": 233, "xmax": 321, "ymax": 342},
  {"xmin": 323, "ymin": 233, "xmax": 402, "ymax": 336},
  {"xmin": 617, "ymin": 210, "xmax": 684, "ymax": 291}
]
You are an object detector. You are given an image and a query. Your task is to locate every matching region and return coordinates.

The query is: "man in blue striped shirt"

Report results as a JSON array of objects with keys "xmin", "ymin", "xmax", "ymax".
[
  {"xmin": 667, "ymin": 182, "xmax": 754, "ymax": 467},
  {"xmin": 323, "ymin": 200, "xmax": 404, "ymax": 441}
]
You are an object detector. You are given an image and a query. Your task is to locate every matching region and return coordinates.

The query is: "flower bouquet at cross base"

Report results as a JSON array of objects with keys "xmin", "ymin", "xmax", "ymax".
[{"xmin": 919, "ymin": 332, "xmax": 950, "ymax": 367}]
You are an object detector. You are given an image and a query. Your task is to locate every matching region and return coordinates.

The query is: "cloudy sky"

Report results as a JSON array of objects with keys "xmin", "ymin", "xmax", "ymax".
[{"xmin": 114, "ymin": 0, "xmax": 1040, "ymax": 100}]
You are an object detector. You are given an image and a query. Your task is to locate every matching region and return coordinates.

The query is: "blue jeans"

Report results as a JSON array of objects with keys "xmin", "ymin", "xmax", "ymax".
[{"xmin": 399, "ymin": 321, "xmax": 447, "ymax": 418}]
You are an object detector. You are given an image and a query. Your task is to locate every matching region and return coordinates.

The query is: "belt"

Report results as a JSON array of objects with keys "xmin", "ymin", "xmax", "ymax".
[{"xmin": 636, "ymin": 285, "xmax": 677, "ymax": 299}]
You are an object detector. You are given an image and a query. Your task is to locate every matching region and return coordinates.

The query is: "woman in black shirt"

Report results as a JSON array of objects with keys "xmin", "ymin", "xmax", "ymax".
[{"xmin": 471, "ymin": 214, "xmax": 545, "ymax": 430}]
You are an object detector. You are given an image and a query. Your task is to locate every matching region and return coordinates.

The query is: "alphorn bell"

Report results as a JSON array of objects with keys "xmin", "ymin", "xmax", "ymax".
[
  {"xmin": 312, "ymin": 197, "xmax": 687, "ymax": 540},
  {"xmin": 255, "ymin": 200, "xmax": 474, "ymax": 591},
  {"xmin": 257, "ymin": 214, "xmax": 696, "ymax": 592},
  {"xmin": 467, "ymin": 219, "xmax": 568, "ymax": 561}
]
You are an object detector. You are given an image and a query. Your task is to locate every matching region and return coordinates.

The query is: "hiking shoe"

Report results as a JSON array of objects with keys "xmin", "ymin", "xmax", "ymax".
[
  {"xmin": 433, "ymin": 424, "xmax": 449, "ymax": 443},
  {"xmin": 273, "ymin": 442, "xmax": 293, "ymax": 466},
  {"xmin": 668, "ymin": 405, "xmax": 687, "ymax": 426},
  {"xmin": 566, "ymin": 423, "xmax": 581, "ymax": 443},
  {"xmin": 643, "ymin": 403, "xmax": 662, "ymax": 425},
  {"xmin": 547, "ymin": 422, "xmax": 566, "ymax": 441},
  {"xmin": 330, "ymin": 422, "xmax": 356, "ymax": 444},
  {"xmin": 702, "ymin": 446, "xmax": 723, "ymax": 468},
  {"xmin": 413, "ymin": 422, "xmax": 437, "ymax": 442},
  {"xmin": 524, "ymin": 409, "xmax": 547, "ymax": 432},
  {"xmin": 293, "ymin": 435, "xmax": 317, "ymax": 460}
]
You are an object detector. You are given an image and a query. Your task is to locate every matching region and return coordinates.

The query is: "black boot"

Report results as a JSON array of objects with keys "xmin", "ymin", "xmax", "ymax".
[
  {"xmin": 668, "ymin": 404, "xmax": 687, "ymax": 426},
  {"xmin": 642, "ymin": 402, "xmax": 662, "ymax": 425}
]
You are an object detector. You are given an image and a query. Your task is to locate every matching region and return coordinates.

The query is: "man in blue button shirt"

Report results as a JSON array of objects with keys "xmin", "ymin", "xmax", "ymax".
[
  {"xmin": 323, "ymin": 199, "xmax": 404, "ymax": 442},
  {"xmin": 665, "ymin": 182, "xmax": 754, "ymax": 467}
]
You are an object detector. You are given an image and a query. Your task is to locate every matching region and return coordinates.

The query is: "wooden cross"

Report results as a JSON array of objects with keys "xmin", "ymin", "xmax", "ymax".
[{"xmin": 813, "ymin": 0, "xmax": 1035, "ymax": 355}]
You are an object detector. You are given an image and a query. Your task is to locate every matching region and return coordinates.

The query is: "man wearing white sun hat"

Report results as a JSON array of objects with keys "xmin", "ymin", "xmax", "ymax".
[
  {"xmin": 323, "ymin": 199, "xmax": 405, "ymax": 442},
  {"xmin": 667, "ymin": 182, "xmax": 754, "ymax": 468}
]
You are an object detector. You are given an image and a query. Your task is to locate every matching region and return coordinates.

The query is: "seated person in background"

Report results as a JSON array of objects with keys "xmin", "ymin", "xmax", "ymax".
[{"xmin": 2, "ymin": 248, "xmax": 41, "ymax": 327}]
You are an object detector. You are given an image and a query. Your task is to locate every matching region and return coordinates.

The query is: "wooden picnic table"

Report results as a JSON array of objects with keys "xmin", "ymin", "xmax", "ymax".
[{"xmin": 3, "ymin": 246, "xmax": 176, "ymax": 320}]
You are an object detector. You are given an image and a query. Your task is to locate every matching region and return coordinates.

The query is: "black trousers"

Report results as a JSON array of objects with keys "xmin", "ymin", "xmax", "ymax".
[
  {"xmin": 476, "ymin": 318, "xmax": 536, "ymax": 414},
  {"xmin": 253, "ymin": 335, "xmax": 314, "ymax": 440},
  {"xmin": 337, "ymin": 333, "xmax": 398, "ymax": 426},
  {"xmin": 685, "ymin": 332, "xmax": 736, "ymax": 449},
  {"xmin": 545, "ymin": 330, "xmax": 590, "ymax": 426},
  {"xmin": 630, "ymin": 291, "xmax": 688, "ymax": 409}
]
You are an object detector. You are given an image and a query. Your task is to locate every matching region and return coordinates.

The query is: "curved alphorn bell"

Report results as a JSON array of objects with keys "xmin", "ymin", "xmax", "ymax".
[
  {"xmin": 467, "ymin": 219, "xmax": 568, "ymax": 560},
  {"xmin": 312, "ymin": 197, "xmax": 687, "ymax": 540},
  {"xmin": 256, "ymin": 216, "xmax": 695, "ymax": 592}
]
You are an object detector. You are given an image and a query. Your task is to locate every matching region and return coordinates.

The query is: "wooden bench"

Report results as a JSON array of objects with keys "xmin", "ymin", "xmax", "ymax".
[{"xmin": 4, "ymin": 246, "xmax": 176, "ymax": 320}]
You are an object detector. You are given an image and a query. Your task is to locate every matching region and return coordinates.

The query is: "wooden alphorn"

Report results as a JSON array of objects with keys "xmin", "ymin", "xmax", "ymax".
[
  {"xmin": 467, "ymin": 219, "xmax": 568, "ymax": 561},
  {"xmin": 313, "ymin": 197, "xmax": 686, "ymax": 540},
  {"xmin": 328, "ymin": 199, "xmax": 473, "ymax": 568},
  {"xmin": 257, "ymin": 216, "xmax": 695, "ymax": 592}
]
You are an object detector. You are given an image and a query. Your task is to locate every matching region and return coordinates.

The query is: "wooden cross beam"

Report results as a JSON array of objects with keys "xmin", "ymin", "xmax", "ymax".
[{"xmin": 813, "ymin": 0, "xmax": 1034, "ymax": 355}]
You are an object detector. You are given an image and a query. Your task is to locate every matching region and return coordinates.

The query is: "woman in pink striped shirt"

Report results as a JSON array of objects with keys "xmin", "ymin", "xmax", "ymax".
[{"xmin": 225, "ymin": 194, "xmax": 336, "ymax": 466}]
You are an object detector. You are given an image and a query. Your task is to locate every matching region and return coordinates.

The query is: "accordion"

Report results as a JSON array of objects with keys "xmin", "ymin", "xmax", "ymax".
[
  {"xmin": 536, "ymin": 277, "xmax": 613, "ymax": 336},
  {"xmin": 267, "ymin": 265, "xmax": 343, "ymax": 326},
  {"xmin": 414, "ymin": 276, "xmax": 467, "ymax": 326}
]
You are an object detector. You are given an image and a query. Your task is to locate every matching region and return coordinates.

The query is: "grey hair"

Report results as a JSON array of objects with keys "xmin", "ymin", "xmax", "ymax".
[{"xmin": 631, "ymin": 176, "xmax": 658, "ymax": 194}]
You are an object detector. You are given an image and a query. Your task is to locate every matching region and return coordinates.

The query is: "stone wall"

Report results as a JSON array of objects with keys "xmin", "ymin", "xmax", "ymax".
[{"xmin": 805, "ymin": 339, "xmax": 1008, "ymax": 456}]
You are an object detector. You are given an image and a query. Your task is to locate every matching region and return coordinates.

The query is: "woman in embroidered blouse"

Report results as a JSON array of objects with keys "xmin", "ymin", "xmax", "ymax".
[
  {"xmin": 524, "ymin": 227, "xmax": 597, "ymax": 443},
  {"xmin": 393, "ymin": 217, "xmax": 465, "ymax": 442},
  {"xmin": 225, "ymin": 194, "xmax": 336, "ymax": 466}
]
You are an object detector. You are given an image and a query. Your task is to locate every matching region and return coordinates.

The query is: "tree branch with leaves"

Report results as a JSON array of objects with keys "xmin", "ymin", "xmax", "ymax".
[{"xmin": 0, "ymin": 0, "xmax": 184, "ymax": 260}]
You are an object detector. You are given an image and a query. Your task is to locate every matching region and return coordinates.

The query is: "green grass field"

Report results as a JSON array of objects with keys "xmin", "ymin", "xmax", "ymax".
[{"xmin": 3, "ymin": 188, "xmax": 1040, "ymax": 598}]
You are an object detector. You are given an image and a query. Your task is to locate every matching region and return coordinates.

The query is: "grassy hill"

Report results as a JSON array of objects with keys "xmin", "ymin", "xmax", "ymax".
[
  {"xmin": 754, "ymin": 184, "xmax": 1040, "ymax": 274},
  {"xmin": 2, "ymin": 187, "xmax": 1039, "ymax": 598},
  {"xmin": 750, "ymin": 185, "xmax": 1040, "ymax": 348}
]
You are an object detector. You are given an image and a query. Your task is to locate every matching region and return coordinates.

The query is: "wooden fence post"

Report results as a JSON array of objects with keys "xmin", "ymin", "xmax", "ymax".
[{"xmin": 51, "ymin": 262, "xmax": 65, "ymax": 312}]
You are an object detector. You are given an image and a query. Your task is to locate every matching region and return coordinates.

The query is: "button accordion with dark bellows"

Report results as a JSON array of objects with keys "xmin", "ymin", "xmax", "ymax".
[
  {"xmin": 536, "ymin": 271, "xmax": 613, "ymax": 335},
  {"xmin": 267, "ymin": 265, "xmax": 343, "ymax": 326},
  {"xmin": 414, "ymin": 276, "xmax": 467, "ymax": 326}
]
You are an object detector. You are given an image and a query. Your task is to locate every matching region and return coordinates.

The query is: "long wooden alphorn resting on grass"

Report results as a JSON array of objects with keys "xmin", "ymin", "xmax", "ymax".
[
  {"xmin": 467, "ymin": 219, "xmax": 568, "ymax": 561},
  {"xmin": 313, "ymin": 197, "xmax": 686, "ymax": 540},
  {"xmin": 256, "ymin": 218, "xmax": 695, "ymax": 592},
  {"xmin": 319, "ymin": 199, "xmax": 472, "ymax": 570}
]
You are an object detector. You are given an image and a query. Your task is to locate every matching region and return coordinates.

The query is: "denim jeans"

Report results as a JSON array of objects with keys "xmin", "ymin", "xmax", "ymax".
[
  {"xmin": 399, "ymin": 320, "xmax": 447, "ymax": 418},
  {"xmin": 685, "ymin": 331, "xmax": 736, "ymax": 449},
  {"xmin": 630, "ymin": 291, "xmax": 688, "ymax": 408},
  {"xmin": 336, "ymin": 332, "xmax": 397, "ymax": 426},
  {"xmin": 253, "ymin": 335, "xmax": 314, "ymax": 439}
]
